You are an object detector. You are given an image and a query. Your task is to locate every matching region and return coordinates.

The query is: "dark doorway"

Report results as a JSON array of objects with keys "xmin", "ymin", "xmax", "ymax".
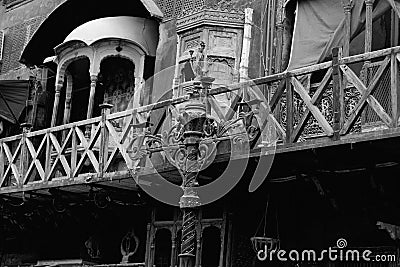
[
  {"xmin": 154, "ymin": 228, "xmax": 172, "ymax": 267},
  {"xmin": 201, "ymin": 226, "xmax": 221, "ymax": 267}
]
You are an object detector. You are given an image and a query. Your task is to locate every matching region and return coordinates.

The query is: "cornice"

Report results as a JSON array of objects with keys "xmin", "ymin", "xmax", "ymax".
[{"xmin": 176, "ymin": 7, "xmax": 245, "ymax": 33}]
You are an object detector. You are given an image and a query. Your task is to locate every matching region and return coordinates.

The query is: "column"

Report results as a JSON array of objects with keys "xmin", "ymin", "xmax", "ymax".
[
  {"xmin": 364, "ymin": 0, "xmax": 374, "ymax": 54},
  {"xmin": 179, "ymin": 82, "xmax": 204, "ymax": 267},
  {"xmin": 63, "ymin": 72, "xmax": 73, "ymax": 125},
  {"xmin": 342, "ymin": 0, "xmax": 353, "ymax": 57},
  {"xmin": 85, "ymin": 74, "xmax": 98, "ymax": 137},
  {"xmin": 275, "ymin": 22, "xmax": 284, "ymax": 73},
  {"xmin": 50, "ymin": 75, "xmax": 64, "ymax": 127},
  {"xmin": 239, "ymin": 8, "xmax": 253, "ymax": 82}
]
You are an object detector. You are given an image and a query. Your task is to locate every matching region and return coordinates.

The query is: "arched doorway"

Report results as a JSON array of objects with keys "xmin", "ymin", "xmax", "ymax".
[
  {"xmin": 98, "ymin": 57, "xmax": 136, "ymax": 120},
  {"xmin": 201, "ymin": 226, "xmax": 221, "ymax": 267},
  {"xmin": 67, "ymin": 57, "xmax": 91, "ymax": 123},
  {"xmin": 154, "ymin": 228, "xmax": 172, "ymax": 267}
]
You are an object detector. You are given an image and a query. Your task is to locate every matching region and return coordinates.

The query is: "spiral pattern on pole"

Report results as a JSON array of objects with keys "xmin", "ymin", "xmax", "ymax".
[{"xmin": 181, "ymin": 209, "xmax": 197, "ymax": 255}]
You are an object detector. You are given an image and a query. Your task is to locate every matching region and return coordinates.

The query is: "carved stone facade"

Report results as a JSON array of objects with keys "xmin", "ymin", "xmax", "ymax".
[{"xmin": 175, "ymin": 4, "xmax": 244, "ymax": 116}]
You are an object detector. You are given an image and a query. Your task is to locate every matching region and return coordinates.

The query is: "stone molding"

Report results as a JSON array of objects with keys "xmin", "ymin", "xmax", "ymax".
[{"xmin": 176, "ymin": 7, "xmax": 244, "ymax": 33}]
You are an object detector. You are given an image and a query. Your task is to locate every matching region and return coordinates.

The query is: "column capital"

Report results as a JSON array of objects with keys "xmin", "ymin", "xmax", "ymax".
[
  {"xmin": 99, "ymin": 103, "xmax": 113, "ymax": 110},
  {"xmin": 276, "ymin": 22, "xmax": 284, "ymax": 31},
  {"xmin": 90, "ymin": 74, "xmax": 98, "ymax": 82},
  {"xmin": 21, "ymin": 123, "xmax": 32, "ymax": 133},
  {"xmin": 365, "ymin": 0, "xmax": 374, "ymax": 6},
  {"xmin": 55, "ymin": 83, "xmax": 63, "ymax": 94},
  {"xmin": 341, "ymin": 0, "xmax": 354, "ymax": 10}
]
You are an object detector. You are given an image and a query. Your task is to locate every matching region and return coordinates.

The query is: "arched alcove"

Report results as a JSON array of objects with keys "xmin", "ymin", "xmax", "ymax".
[
  {"xmin": 201, "ymin": 226, "xmax": 221, "ymax": 267},
  {"xmin": 97, "ymin": 57, "xmax": 136, "ymax": 126},
  {"xmin": 66, "ymin": 57, "xmax": 91, "ymax": 123},
  {"xmin": 154, "ymin": 228, "xmax": 172, "ymax": 267},
  {"xmin": 21, "ymin": 0, "xmax": 162, "ymax": 66},
  {"xmin": 175, "ymin": 228, "xmax": 182, "ymax": 265}
]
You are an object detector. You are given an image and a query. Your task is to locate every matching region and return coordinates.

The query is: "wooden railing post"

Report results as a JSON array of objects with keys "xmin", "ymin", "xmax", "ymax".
[
  {"xmin": 286, "ymin": 74, "xmax": 293, "ymax": 144},
  {"xmin": 62, "ymin": 72, "xmax": 73, "ymax": 126},
  {"xmin": 275, "ymin": 22, "xmax": 284, "ymax": 73},
  {"xmin": 44, "ymin": 131, "xmax": 51, "ymax": 181},
  {"xmin": 70, "ymin": 125, "xmax": 77, "ymax": 178},
  {"xmin": 99, "ymin": 103, "xmax": 113, "ymax": 177},
  {"xmin": 0, "ymin": 141, "xmax": 4, "ymax": 184},
  {"xmin": 332, "ymin": 47, "xmax": 343, "ymax": 140},
  {"xmin": 20, "ymin": 123, "xmax": 32, "ymax": 185},
  {"xmin": 365, "ymin": 0, "xmax": 374, "ymax": 54},
  {"xmin": 390, "ymin": 10, "xmax": 399, "ymax": 127},
  {"xmin": 391, "ymin": 51, "xmax": 400, "ymax": 127},
  {"xmin": 342, "ymin": 0, "xmax": 353, "ymax": 57},
  {"xmin": 85, "ymin": 74, "xmax": 98, "ymax": 138}
]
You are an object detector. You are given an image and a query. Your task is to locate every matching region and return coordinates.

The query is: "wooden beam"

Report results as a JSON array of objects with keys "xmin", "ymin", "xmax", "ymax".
[
  {"xmin": 105, "ymin": 120, "xmax": 135, "ymax": 170},
  {"xmin": 47, "ymin": 131, "xmax": 72, "ymax": 179},
  {"xmin": 364, "ymin": 0, "xmax": 374, "ymax": 53},
  {"xmin": 0, "ymin": 142, "xmax": 4, "ymax": 185},
  {"xmin": 51, "ymin": 79, "xmax": 64, "ymax": 127},
  {"xmin": 5, "ymin": 125, "xmax": 400, "ymax": 195},
  {"xmin": 391, "ymin": 51, "xmax": 400, "ymax": 127},
  {"xmin": 2, "ymin": 141, "xmax": 22, "ymax": 186},
  {"xmin": 86, "ymin": 75, "xmax": 98, "ymax": 121},
  {"xmin": 24, "ymin": 136, "xmax": 46, "ymax": 183},
  {"xmin": 291, "ymin": 68, "xmax": 333, "ymax": 142},
  {"xmin": 291, "ymin": 77, "xmax": 334, "ymax": 136},
  {"xmin": 269, "ymin": 79, "xmax": 286, "ymax": 112},
  {"xmin": 342, "ymin": 0, "xmax": 353, "ymax": 56},
  {"xmin": 62, "ymin": 72, "xmax": 73, "ymax": 126},
  {"xmin": 332, "ymin": 48, "xmax": 342, "ymax": 140},
  {"xmin": 225, "ymin": 91, "xmax": 241, "ymax": 121},
  {"xmin": 285, "ymin": 75, "xmax": 293, "ymax": 144},
  {"xmin": 208, "ymin": 95, "xmax": 227, "ymax": 121},
  {"xmin": 70, "ymin": 127, "xmax": 77, "ymax": 178},
  {"xmin": 340, "ymin": 61, "xmax": 392, "ymax": 134},
  {"xmin": 341, "ymin": 46, "xmax": 400, "ymax": 65},
  {"xmin": 73, "ymin": 126, "xmax": 100, "ymax": 176},
  {"xmin": 85, "ymin": 74, "xmax": 98, "ymax": 137}
]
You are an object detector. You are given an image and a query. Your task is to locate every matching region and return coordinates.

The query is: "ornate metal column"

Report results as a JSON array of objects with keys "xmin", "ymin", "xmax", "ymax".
[{"xmin": 178, "ymin": 80, "xmax": 208, "ymax": 267}]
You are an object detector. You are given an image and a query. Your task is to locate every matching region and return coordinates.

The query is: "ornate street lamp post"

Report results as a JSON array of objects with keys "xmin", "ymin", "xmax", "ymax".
[{"xmin": 178, "ymin": 79, "xmax": 210, "ymax": 267}]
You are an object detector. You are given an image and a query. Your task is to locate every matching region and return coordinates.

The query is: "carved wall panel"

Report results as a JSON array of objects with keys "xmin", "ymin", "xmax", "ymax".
[
  {"xmin": 208, "ymin": 30, "xmax": 238, "ymax": 58},
  {"xmin": 182, "ymin": 35, "xmax": 201, "ymax": 55},
  {"xmin": 277, "ymin": 83, "xmax": 362, "ymax": 142}
]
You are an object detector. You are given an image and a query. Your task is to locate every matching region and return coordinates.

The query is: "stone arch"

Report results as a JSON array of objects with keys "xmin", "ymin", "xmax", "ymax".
[
  {"xmin": 92, "ymin": 39, "xmax": 145, "ymax": 80},
  {"xmin": 57, "ymin": 49, "xmax": 94, "ymax": 82}
]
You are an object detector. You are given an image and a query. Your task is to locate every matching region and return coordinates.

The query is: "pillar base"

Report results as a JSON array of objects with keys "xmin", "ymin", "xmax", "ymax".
[{"xmin": 179, "ymin": 253, "xmax": 195, "ymax": 267}]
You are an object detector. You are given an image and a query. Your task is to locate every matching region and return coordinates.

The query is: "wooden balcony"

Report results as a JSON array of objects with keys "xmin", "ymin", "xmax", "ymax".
[{"xmin": 2, "ymin": 46, "xmax": 400, "ymax": 196}]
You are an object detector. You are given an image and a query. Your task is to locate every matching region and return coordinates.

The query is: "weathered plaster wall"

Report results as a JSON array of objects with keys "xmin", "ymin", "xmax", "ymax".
[
  {"xmin": 0, "ymin": 0, "xmax": 65, "ymax": 76},
  {"xmin": 0, "ymin": 0, "xmax": 64, "ymax": 29},
  {"xmin": 202, "ymin": 0, "xmax": 264, "ymax": 78}
]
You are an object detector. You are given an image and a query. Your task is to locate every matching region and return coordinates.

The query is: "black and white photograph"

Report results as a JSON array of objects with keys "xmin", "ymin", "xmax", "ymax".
[{"xmin": 0, "ymin": 0, "xmax": 400, "ymax": 266}]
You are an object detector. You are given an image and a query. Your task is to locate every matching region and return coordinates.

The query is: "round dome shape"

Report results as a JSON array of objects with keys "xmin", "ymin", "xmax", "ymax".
[{"xmin": 62, "ymin": 16, "xmax": 159, "ymax": 56}]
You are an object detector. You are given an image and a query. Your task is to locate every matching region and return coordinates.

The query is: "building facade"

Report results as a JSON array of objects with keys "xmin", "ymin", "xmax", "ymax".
[{"xmin": 0, "ymin": 0, "xmax": 400, "ymax": 267}]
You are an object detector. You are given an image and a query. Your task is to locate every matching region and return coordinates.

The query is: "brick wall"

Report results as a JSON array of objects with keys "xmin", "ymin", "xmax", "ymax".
[
  {"xmin": 0, "ymin": 0, "xmax": 64, "ymax": 76},
  {"xmin": 1, "ymin": 16, "xmax": 43, "ymax": 73}
]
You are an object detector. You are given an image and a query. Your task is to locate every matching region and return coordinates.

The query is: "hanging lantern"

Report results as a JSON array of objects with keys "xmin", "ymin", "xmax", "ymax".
[
  {"xmin": 251, "ymin": 236, "xmax": 280, "ymax": 254},
  {"xmin": 251, "ymin": 193, "xmax": 280, "ymax": 257}
]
